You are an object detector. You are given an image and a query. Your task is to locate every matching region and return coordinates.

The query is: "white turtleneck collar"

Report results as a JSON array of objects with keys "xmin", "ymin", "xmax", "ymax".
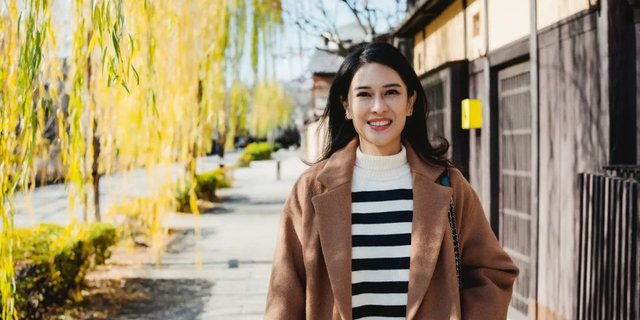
[{"xmin": 355, "ymin": 145, "xmax": 408, "ymax": 172}]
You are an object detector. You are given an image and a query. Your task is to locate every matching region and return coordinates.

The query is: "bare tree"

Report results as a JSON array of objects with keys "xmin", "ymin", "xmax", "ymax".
[{"xmin": 284, "ymin": 0, "xmax": 406, "ymax": 56}]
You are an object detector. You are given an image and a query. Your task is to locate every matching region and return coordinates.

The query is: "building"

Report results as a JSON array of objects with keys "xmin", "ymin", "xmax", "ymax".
[
  {"xmin": 394, "ymin": 0, "xmax": 639, "ymax": 319},
  {"xmin": 301, "ymin": 50, "xmax": 344, "ymax": 162}
]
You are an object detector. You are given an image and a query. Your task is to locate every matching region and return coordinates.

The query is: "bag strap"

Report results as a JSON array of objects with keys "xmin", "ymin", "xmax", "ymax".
[{"xmin": 438, "ymin": 170, "xmax": 463, "ymax": 289}]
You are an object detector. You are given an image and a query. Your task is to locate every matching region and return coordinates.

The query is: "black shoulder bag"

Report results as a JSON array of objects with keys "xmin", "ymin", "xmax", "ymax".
[{"xmin": 438, "ymin": 170, "xmax": 463, "ymax": 289}]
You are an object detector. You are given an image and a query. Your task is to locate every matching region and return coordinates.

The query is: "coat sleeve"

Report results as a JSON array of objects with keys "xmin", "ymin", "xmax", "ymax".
[
  {"xmin": 450, "ymin": 169, "xmax": 519, "ymax": 319},
  {"xmin": 265, "ymin": 183, "xmax": 306, "ymax": 319}
]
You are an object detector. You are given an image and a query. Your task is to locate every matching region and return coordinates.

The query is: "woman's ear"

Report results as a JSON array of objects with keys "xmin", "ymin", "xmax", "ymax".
[
  {"xmin": 407, "ymin": 91, "xmax": 416, "ymax": 116},
  {"xmin": 342, "ymin": 97, "xmax": 352, "ymax": 119}
]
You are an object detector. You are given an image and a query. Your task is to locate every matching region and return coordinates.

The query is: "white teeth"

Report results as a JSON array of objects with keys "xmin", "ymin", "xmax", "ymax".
[{"xmin": 369, "ymin": 120, "xmax": 391, "ymax": 126}]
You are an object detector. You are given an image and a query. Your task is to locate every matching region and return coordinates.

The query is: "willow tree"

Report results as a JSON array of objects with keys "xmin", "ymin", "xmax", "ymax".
[
  {"xmin": 207, "ymin": 0, "xmax": 285, "ymax": 157},
  {"xmin": 0, "ymin": 1, "xmax": 54, "ymax": 317},
  {"xmin": 0, "ymin": 0, "xmax": 136, "ymax": 316},
  {"xmin": 63, "ymin": 0, "xmax": 136, "ymax": 222},
  {"xmin": 84, "ymin": 0, "xmax": 283, "ymax": 247},
  {"xmin": 246, "ymin": 0, "xmax": 295, "ymax": 141},
  {"xmin": 250, "ymin": 80, "xmax": 293, "ymax": 138},
  {"xmin": 1, "ymin": 0, "xmax": 285, "ymax": 317}
]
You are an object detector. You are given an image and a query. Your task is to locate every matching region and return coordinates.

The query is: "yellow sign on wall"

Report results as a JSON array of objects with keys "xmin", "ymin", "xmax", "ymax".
[{"xmin": 462, "ymin": 99, "xmax": 482, "ymax": 129}]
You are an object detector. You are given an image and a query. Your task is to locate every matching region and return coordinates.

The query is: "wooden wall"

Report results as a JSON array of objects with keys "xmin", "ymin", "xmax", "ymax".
[
  {"xmin": 536, "ymin": 11, "xmax": 609, "ymax": 318},
  {"xmin": 464, "ymin": 9, "xmax": 611, "ymax": 319},
  {"xmin": 403, "ymin": 1, "xmax": 635, "ymax": 316},
  {"xmin": 467, "ymin": 65, "xmax": 490, "ymax": 220}
]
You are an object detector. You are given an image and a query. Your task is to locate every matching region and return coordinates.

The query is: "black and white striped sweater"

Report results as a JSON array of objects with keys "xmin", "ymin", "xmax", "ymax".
[{"xmin": 351, "ymin": 146, "xmax": 412, "ymax": 320}]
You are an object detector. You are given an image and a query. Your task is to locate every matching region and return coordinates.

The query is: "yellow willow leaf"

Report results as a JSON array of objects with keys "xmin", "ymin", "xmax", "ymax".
[
  {"xmin": 87, "ymin": 31, "xmax": 98, "ymax": 53},
  {"xmin": 1, "ymin": 0, "xmax": 54, "ymax": 318}
]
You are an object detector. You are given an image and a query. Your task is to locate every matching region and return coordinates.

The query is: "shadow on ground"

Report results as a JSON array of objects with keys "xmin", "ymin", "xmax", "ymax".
[
  {"xmin": 200, "ymin": 205, "xmax": 234, "ymax": 214},
  {"xmin": 219, "ymin": 195, "xmax": 250, "ymax": 204},
  {"xmin": 165, "ymin": 228, "xmax": 215, "ymax": 254},
  {"xmin": 220, "ymin": 195, "xmax": 286, "ymax": 206},
  {"xmin": 47, "ymin": 278, "xmax": 213, "ymax": 320}
]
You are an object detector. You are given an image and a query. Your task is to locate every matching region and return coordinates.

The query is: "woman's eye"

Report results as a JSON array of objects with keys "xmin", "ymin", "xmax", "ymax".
[
  {"xmin": 356, "ymin": 92, "xmax": 370, "ymax": 97},
  {"xmin": 385, "ymin": 89, "xmax": 399, "ymax": 95}
]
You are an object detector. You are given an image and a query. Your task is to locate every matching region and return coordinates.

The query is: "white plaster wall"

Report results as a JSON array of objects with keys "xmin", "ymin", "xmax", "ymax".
[
  {"xmin": 537, "ymin": 0, "xmax": 590, "ymax": 30},
  {"xmin": 424, "ymin": 0, "xmax": 465, "ymax": 71},
  {"xmin": 487, "ymin": 0, "xmax": 530, "ymax": 51}
]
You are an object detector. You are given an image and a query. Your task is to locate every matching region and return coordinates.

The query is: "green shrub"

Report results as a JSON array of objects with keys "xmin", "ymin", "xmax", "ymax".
[
  {"xmin": 211, "ymin": 168, "xmax": 231, "ymax": 188},
  {"xmin": 237, "ymin": 153, "xmax": 252, "ymax": 167},
  {"xmin": 8, "ymin": 223, "xmax": 117, "ymax": 319},
  {"xmin": 194, "ymin": 171, "xmax": 218, "ymax": 201},
  {"xmin": 238, "ymin": 142, "xmax": 272, "ymax": 166},
  {"xmin": 175, "ymin": 168, "xmax": 232, "ymax": 213},
  {"xmin": 193, "ymin": 169, "xmax": 231, "ymax": 199},
  {"xmin": 175, "ymin": 179, "xmax": 194, "ymax": 213},
  {"xmin": 108, "ymin": 197, "xmax": 157, "ymax": 246},
  {"xmin": 87, "ymin": 223, "xmax": 119, "ymax": 265}
]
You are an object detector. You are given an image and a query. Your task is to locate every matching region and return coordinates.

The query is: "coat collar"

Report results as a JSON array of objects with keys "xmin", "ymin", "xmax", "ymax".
[
  {"xmin": 317, "ymin": 138, "xmax": 446, "ymax": 189},
  {"xmin": 313, "ymin": 138, "xmax": 452, "ymax": 319}
]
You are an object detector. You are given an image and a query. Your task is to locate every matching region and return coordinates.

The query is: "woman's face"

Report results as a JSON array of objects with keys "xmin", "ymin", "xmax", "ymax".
[{"xmin": 344, "ymin": 62, "xmax": 415, "ymax": 156}]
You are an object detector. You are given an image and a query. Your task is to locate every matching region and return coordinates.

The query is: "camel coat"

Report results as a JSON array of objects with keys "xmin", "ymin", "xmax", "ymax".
[{"xmin": 265, "ymin": 139, "xmax": 519, "ymax": 319}]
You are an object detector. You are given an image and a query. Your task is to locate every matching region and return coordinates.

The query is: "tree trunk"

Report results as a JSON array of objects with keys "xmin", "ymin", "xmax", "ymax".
[
  {"xmin": 87, "ymin": 30, "xmax": 101, "ymax": 222},
  {"xmin": 219, "ymin": 132, "xmax": 226, "ymax": 160},
  {"xmin": 185, "ymin": 142, "xmax": 197, "ymax": 180},
  {"xmin": 92, "ymin": 125, "xmax": 101, "ymax": 222}
]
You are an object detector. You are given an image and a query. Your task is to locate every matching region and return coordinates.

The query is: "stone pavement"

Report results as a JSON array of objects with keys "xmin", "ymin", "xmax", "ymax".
[{"xmin": 88, "ymin": 149, "xmax": 308, "ymax": 319}]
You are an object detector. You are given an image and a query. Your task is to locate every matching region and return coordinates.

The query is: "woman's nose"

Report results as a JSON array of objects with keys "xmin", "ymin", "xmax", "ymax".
[{"xmin": 371, "ymin": 94, "xmax": 388, "ymax": 113}]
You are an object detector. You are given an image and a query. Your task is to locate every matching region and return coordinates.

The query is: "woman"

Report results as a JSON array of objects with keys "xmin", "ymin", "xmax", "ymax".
[{"xmin": 266, "ymin": 42, "xmax": 518, "ymax": 319}]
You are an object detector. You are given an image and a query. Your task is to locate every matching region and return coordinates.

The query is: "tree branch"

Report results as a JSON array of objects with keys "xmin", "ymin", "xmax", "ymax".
[
  {"xmin": 339, "ymin": 0, "xmax": 370, "ymax": 37},
  {"xmin": 284, "ymin": 0, "xmax": 405, "ymax": 56}
]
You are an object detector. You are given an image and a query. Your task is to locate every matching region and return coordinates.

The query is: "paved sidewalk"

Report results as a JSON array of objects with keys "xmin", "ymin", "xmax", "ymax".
[
  {"xmin": 197, "ymin": 150, "xmax": 308, "ymax": 319},
  {"xmin": 10, "ymin": 152, "xmax": 239, "ymax": 228},
  {"xmin": 88, "ymin": 149, "xmax": 308, "ymax": 319}
]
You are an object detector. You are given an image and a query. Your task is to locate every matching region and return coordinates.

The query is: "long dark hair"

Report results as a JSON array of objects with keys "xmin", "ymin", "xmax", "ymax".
[{"xmin": 318, "ymin": 42, "xmax": 450, "ymax": 168}]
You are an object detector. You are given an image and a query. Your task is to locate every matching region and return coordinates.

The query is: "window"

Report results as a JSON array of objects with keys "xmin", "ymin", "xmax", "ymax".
[
  {"xmin": 424, "ymin": 79, "xmax": 446, "ymax": 144},
  {"xmin": 472, "ymin": 13, "xmax": 480, "ymax": 37}
]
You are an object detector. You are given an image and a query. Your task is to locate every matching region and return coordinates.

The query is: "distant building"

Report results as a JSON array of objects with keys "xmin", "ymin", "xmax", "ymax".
[
  {"xmin": 394, "ymin": 0, "xmax": 639, "ymax": 318},
  {"xmin": 301, "ymin": 50, "xmax": 344, "ymax": 162}
]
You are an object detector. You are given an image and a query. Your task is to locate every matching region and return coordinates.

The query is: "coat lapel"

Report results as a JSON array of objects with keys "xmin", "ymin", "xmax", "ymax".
[
  {"xmin": 313, "ymin": 140, "xmax": 358, "ymax": 319},
  {"xmin": 404, "ymin": 143, "xmax": 451, "ymax": 319},
  {"xmin": 313, "ymin": 185, "xmax": 353, "ymax": 319},
  {"xmin": 406, "ymin": 170, "xmax": 452, "ymax": 318}
]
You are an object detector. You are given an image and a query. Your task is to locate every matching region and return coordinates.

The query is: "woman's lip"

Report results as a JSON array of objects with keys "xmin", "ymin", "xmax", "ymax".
[
  {"xmin": 367, "ymin": 119, "xmax": 392, "ymax": 125},
  {"xmin": 368, "ymin": 119, "xmax": 392, "ymax": 131}
]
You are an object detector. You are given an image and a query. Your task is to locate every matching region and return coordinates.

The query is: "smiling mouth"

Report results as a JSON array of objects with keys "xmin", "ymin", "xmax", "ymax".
[{"xmin": 368, "ymin": 120, "xmax": 392, "ymax": 127}]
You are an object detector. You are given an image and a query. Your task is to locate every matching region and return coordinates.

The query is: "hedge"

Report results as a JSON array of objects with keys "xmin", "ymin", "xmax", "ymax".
[
  {"xmin": 4, "ymin": 223, "xmax": 117, "ymax": 319},
  {"xmin": 237, "ymin": 142, "xmax": 272, "ymax": 167},
  {"xmin": 175, "ymin": 168, "xmax": 231, "ymax": 213}
]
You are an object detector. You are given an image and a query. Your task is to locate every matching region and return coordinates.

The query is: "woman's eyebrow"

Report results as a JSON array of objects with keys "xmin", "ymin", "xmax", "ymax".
[{"xmin": 354, "ymin": 83, "xmax": 402, "ymax": 90}]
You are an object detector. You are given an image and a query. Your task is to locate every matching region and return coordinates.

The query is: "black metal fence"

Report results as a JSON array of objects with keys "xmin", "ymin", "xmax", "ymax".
[
  {"xmin": 603, "ymin": 165, "xmax": 640, "ymax": 180},
  {"xmin": 577, "ymin": 168, "xmax": 639, "ymax": 319}
]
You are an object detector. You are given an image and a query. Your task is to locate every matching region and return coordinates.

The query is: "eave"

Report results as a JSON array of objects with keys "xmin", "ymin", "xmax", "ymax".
[{"xmin": 394, "ymin": 0, "xmax": 455, "ymax": 38}]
